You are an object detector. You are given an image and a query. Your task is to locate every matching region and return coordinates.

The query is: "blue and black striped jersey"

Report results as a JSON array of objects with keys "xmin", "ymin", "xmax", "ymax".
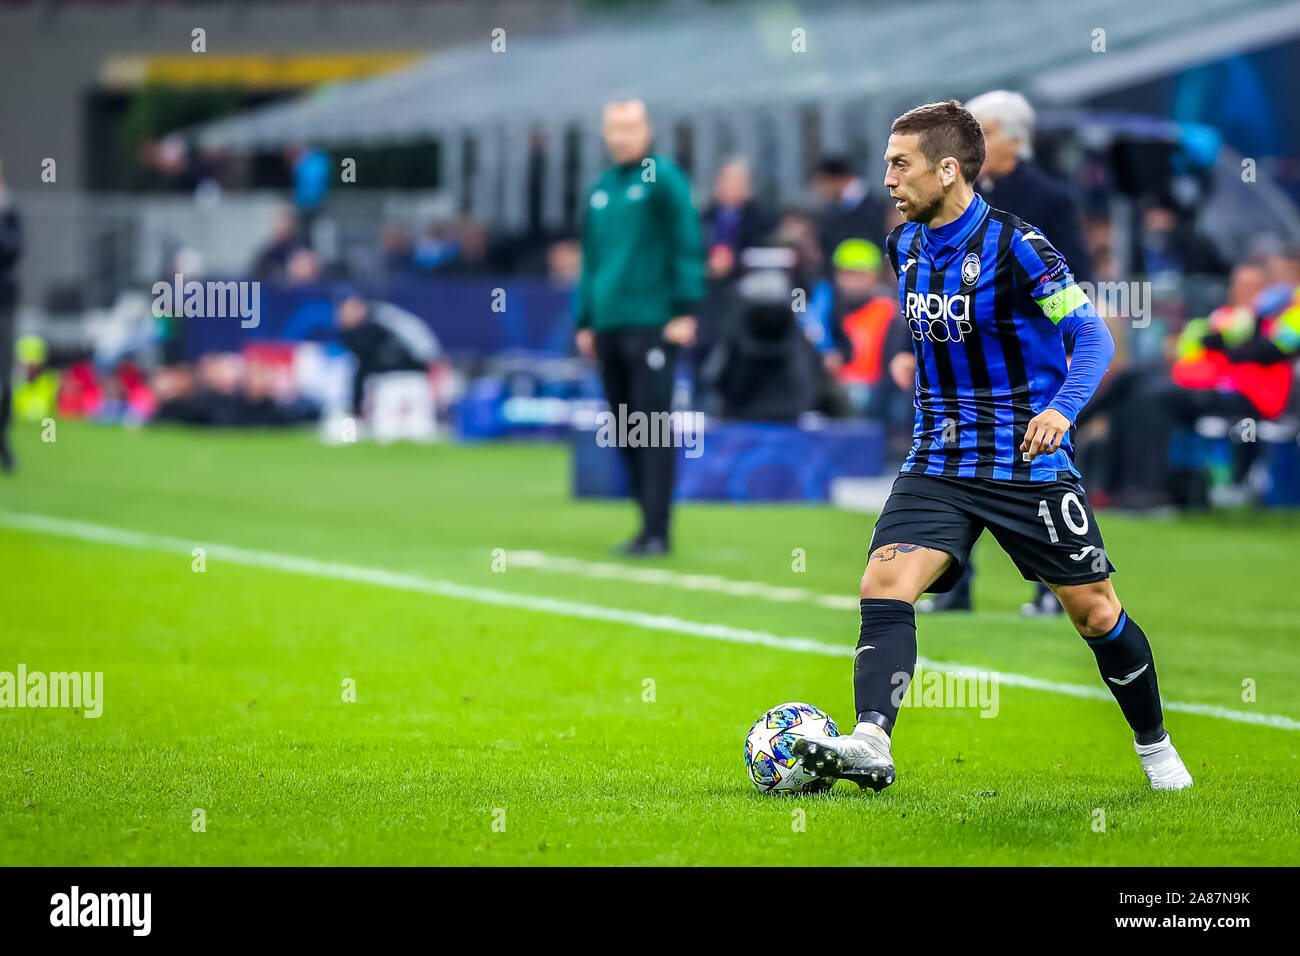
[{"xmin": 886, "ymin": 193, "xmax": 1101, "ymax": 482}]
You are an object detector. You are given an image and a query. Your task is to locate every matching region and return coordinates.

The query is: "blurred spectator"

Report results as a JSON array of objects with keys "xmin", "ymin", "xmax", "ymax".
[
  {"xmin": 828, "ymin": 239, "xmax": 903, "ymax": 426},
  {"xmin": 412, "ymin": 222, "xmax": 461, "ymax": 271},
  {"xmin": 150, "ymin": 364, "xmax": 196, "ymax": 415},
  {"xmin": 12, "ymin": 335, "xmax": 57, "ymax": 425},
  {"xmin": 439, "ymin": 217, "xmax": 492, "ymax": 277},
  {"xmin": 335, "ymin": 290, "xmax": 441, "ymax": 418},
  {"xmin": 58, "ymin": 362, "xmax": 105, "ymax": 420},
  {"xmin": 696, "ymin": 158, "xmax": 774, "ymax": 382},
  {"xmin": 771, "ymin": 209, "xmax": 835, "ymax": 354},
  {"xmin": 1080, "ymin": 260, "xmax": 1297, "ymax": 509},
  {"xmin": 141, "ymin": 135, "xmax": 221, "ymax": 197},
  {"xmin": 812, "ymin": 155, "xmax": 889, "ymax": 267},
  {"xmin": 1085, "ymin": 215, "xmax": 1119, "ymax": 281},
  {"xmin": 0, "ymin": 160, "xmax": 20, "ymax": 472},
  {"xmin": 1212, "ymin": 262, "xmax": 1270, "ymax": 334},
  {"xmin": 285, "ymin": 248, "xmax": 322, "ymax": 286},
  {"xmin": 154, "ymin": 350, "xmax": 317, "ymax": 427},
  {"xmin": 251, "ymin": 203, "xmax": 307, "ymax": 282},
  {"xmin": 1257, "ymin": 244, "xmax": 1300, "ymax": 315},
  {"xmin": 381, "ymin": 224, "xmax": 417, "ymax": 277},
  {"xmin": 773, "ymin": 209, "xmax": 826, "ymax": 277},
  {"xmin": 286, "ymin": 143, "xmax": 331, "ymax": 245},
  {"xmin": 1175, "ymin": 262, "xmax": 1294, "ymax": 418},
  {"xmin": 828, "ymin": 238, "xmax": 882, "ymax": 367},
  {"xmin": 407, "ymin": 217, "xmax": 511, "ymax": 275},
  {"xmin": 59, "ymin": 361, "xmax": 155, "ymax": 423},
  {"xmin": 701, "ymin": 159, "xmax": 774, "ymax": 281},
  {"xmin": 546, "ymin": 237, "xmax": 582, "ymax": 285},
  {"xmin": 1135, "ymin": 202, "xmax": 1228, "ymax": 281},
  {"xmin": 155, "ymin": 352, "xmax": 239, "ymax": 425},
  {"xmin": 968, "ymin": 90, "xmax": 1094, "ymax": 283}
]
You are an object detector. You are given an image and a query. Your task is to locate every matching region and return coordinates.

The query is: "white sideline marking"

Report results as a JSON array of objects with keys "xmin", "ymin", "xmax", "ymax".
[
  {"xmin": 4, "ymin": 510, "xmax": 1299, "ymax": 733},
  {"xmin": 508, "ymin": 549, "xmax": 860, "ymax": 609}
]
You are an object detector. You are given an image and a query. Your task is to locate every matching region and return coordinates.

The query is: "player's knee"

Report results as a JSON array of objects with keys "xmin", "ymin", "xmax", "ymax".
[
  {"xmin": 859, "ymin": 568, "xmax": 876, "ymax": 599},
  {"xmin": 1051, "ymin": 580, "xmax": 1115, "ymax": 635},
  {"xmin": 860, "ymin": 564, "xmax": 912, "ymax": 602},
  {"xmin": 1064, "ymin": 590, "xmax": 1122, "ymax": 637}
]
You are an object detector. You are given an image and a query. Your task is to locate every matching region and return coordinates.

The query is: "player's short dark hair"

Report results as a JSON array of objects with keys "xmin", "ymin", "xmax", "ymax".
[{"xmin": 891, "ymin": 100, "xmax": 986, "ymax": 183}]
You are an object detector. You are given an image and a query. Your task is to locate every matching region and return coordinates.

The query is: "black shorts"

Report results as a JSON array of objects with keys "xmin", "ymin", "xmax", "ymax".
[{"xmin": 869, "ymin": 472, "xmax": 1115, "ymax": 593}]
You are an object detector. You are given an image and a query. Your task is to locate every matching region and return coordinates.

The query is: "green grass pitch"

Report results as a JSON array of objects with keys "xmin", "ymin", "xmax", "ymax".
[{"xmin": 2, "ymin": 420, "xmax": 1298, "ymax": 865}]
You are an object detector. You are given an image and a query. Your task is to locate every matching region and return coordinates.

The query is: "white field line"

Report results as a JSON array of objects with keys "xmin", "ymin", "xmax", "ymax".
[
  {"xmin": 4, "ymin": 509, "xmax": 1298, "ymax": 733},
  {"xmin": 509, "ymin": 550, "xmax": 861, "ymax": 610}
]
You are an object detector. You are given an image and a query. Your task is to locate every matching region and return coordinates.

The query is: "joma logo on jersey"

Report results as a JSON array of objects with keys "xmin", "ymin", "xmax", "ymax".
[{"xmin": 905, "ymin": 292, "xmax": 972, "ymax": 342}]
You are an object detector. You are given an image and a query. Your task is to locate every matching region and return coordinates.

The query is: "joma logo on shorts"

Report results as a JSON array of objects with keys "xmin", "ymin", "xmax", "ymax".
[{"xmin": 906, "ymin": 292, "xmax": 972, "ymax": 342}]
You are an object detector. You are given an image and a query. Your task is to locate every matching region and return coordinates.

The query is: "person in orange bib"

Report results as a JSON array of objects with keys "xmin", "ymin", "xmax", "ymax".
[{"xmin": 828, "ymin": 239, "xmax": 898, "ymax": 418}]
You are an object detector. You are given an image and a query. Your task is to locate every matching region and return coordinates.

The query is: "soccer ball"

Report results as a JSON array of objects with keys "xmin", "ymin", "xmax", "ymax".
[{"xmin": 744, "ymin": 701, "xmax": 841, "ymax": 793}]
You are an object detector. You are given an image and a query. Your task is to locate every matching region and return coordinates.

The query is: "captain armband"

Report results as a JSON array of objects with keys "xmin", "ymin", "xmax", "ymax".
[{"xmin": 1034, "ymin": 282, "xmax": 1092, "ymax": 325}]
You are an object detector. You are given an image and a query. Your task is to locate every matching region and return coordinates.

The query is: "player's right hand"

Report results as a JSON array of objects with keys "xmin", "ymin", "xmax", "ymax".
[
  {"xmin": 1021, "ymin": 408, "xmax": 1072, "ymax": 460},
  {"xmin": 575, "ymin": 328, "xmax": 595, "ymax": 359}
]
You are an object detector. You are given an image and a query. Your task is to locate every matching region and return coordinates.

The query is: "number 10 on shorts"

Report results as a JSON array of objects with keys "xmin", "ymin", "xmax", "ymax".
[{"xmin": 1037, "ymin": 492, "xmax": 1089, "ymax": 543}]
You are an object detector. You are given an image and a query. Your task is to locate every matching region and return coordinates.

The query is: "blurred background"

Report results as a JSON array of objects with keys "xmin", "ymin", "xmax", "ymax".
[{"xmin": 3, "ymin": 0, "xmax": 1300, "ymax": 513}]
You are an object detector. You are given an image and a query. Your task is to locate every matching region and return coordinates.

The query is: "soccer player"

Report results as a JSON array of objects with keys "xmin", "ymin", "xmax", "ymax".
[{"xmin": 794, "ymin": 101, "xmax": 1192, "ymax": 792}]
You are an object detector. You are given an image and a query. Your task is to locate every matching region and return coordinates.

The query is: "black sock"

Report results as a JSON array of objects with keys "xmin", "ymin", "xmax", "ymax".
[
  {"xmin": 853, "ymin": 598, "xmax": 917, "ymax": 735},
  {"xmin": 1084, "ymin": 610, "xmax": 1165, "ymax": 744}
]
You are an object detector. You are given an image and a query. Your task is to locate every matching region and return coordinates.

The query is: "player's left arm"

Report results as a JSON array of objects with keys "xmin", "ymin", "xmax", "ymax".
[{"xmin": 1011, "ymin": 229, "xmax": 1115, "ymax": 459}]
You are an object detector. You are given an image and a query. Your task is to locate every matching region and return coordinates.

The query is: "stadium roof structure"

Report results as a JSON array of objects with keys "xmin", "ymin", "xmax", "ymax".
[
  {"xmin": 192, "ymin": 0, "xmax": 1300, "ymax": 225},
  {"xmin": 196, "ymin": 0, "xmax": 1300, "ymax": 147}
]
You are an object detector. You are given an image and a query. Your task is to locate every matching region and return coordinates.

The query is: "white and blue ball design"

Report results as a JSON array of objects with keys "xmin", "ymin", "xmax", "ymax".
[{"xmin": 744, "ymin": 701, "xmax": 840, "ymax": 793}]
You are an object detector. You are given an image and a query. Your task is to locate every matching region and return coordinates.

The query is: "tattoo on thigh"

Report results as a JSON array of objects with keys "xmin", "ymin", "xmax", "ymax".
[{"xmin": 870, "ymin": 543, "xmax": 922, "ymax": 563}]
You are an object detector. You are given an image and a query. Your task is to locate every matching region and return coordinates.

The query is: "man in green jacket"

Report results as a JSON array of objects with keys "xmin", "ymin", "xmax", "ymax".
[{"xmin": 575, "ymin": 99, "xmax": 705, "ymax": 556}]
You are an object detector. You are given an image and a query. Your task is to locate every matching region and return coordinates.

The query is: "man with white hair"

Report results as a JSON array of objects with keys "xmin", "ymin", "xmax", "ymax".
[{"xmin": 967, "ymin": 90, "xmax": 1093, "ymax": 284}]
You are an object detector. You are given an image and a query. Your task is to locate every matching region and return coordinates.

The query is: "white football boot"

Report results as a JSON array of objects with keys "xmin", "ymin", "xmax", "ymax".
[
  {"xmin": 1134, "ymin": 733, "xmax": 1193, "ymax": 790},
  {"xmin": 793, "ymin": 722, "xmax": 895, "ymax": 792}
]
